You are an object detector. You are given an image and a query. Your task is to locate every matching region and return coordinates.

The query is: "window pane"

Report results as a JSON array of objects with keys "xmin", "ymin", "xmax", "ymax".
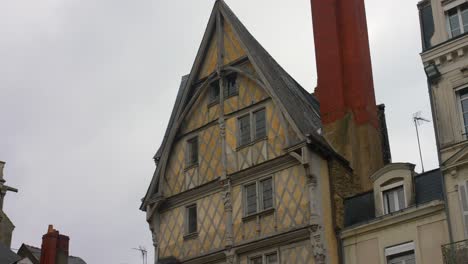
[
  {"xmin": 449, "ymin": 10, "xmax": 461, "ymax": 37},
  {"xmin": 254, "ymin": 109, "xmax": 266, "ymax": 139},
  {"xmin": 210, "ymin": 81, "xmax": 220, "ymax": 102},
  {"xmin": 266, "ymin": 253, "xmax": 278, "ymax": 264},
  {"xmin": 397, "ymin": 187, "xmax": 405, "ymax": 210},
  {"xmin": 463, "ymin": 113, "xmax": 468, "ymax": 132},
  {"xmin": 388, "ymin": 251, "xmax": 415, "ymax": 264},
  {"xmin": 239, "ymin": 115, "xmax": 251, "ymax": 146},
  {"xmin": 192, "ymin": 138, "xmax": 198, "ymax": 164},
  {"xmin": 225, "ymin": 73, "xmax": 238, "ymax": 96},
  {"xmin": 461, "ymin": 90, "xmax": 468, "ymax": 100},
  {"xmin": 250, "ymin": 257, "xmax": 262, "ymax": 264},
  {"xmin": 261, "ymin": 178, "xmax": 273, "ymax": 210},
  {"xmin": 462, "ymin": 7, "xmax": 468, "ymax": 32},
  {"xmin": 384, "ymin": 190, "xmax": 396, "ymax": 213},
  {"xmin": 246, "ymin": 184, "xmax": 257, "ymax": 215},
  {"xmin": 188, "ymin": 206, "xmax": 197, "ymax": 234},
  {"xmin": 187, "ymin": 137, "xmax": 198, "ymax": 165},
  {"xmin": 461, "ymin": 99, "xmax": 468, "ymax": 112}
]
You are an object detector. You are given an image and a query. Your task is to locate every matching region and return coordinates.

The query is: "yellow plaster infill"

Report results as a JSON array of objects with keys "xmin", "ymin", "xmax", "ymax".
[{"xmin": 340, "ymin": 201, "xmax": 445, "ymax": 239}]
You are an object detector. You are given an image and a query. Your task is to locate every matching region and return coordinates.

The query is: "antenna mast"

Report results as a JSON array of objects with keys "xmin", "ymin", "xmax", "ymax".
[
  {"xmin": 413, "ymin": 112, "xmax": 430, "ymax": 172},
  {"xmin": 132, "ymin": 246, "xmax": 147, "ymax": 264}
]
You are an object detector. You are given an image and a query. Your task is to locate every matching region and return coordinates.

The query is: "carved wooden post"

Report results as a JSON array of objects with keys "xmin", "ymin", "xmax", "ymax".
[
  {"xmin": 303, "ymin": 147, "xmax": 328, "ymax": 264},
  {"xmin": 223, "ymin": 179, "xmax": 234, "ymax": 247}
]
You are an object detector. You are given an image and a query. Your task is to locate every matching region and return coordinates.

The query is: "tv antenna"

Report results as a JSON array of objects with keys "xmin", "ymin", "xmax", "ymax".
[
  {"xmin": 132, "ymin": 246, "xmax": 147, "ymax": 264},
  {"xmin": 413, "ymin": 111, "xmax": 431, "ymax": 172}
]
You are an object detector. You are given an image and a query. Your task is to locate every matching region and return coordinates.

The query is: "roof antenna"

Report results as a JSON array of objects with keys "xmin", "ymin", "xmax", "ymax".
[
  {"xmin": 132, "ymin": 246, "xmax": 147, "ymax": 264},
  {"xmin": 413, "ymin": 111, "xmax": 430, "ymax": 172}
]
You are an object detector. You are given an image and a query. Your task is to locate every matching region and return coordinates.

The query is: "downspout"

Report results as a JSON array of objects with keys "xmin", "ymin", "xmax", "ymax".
[{"xmin": 427, "ymin": 79, "xmax": 454, "ymax": 244}]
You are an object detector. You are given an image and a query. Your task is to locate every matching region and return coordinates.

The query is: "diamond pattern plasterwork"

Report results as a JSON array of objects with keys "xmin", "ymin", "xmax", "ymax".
[
  {"xmin": 281, "ymin": 241, "xmax": 315, "ymax": 264},
  {"xmin": 198, "ymin": 192, "xmax": 225, "ymax": 253},
  {"xmin": 158, "ymin": 207, "xmax": 184, "ymax": 258},
  {"xmin": 223, "ymin": 21, "xmax": 246, "ymax": 65},
  {"xmin": 275, "ymin": 165, "xmax": 309, "ymax": 230},
  {"xmin": 165, "ymin": 124, "xmax": 222, "ymax": 196},
  {"xmin": 158, "ymin": 192, "xmax": 225, "ymax": 260}
]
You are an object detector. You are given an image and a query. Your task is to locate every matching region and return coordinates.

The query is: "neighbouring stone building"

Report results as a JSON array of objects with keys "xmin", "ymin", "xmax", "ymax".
[
  {"xmin": 418, "ymin": 0, "xmax": 468, "ymax": 262},
  {"xmin": 341, "ymin": 163, "xmax": 448, "ymax": 264},
  {"xmin": 0, "ymin": 161, "xmax": 18, "ymax": 248},
  {"xmin": 141, "ymin": 0, "xmax": 391, "ymax": 263}
]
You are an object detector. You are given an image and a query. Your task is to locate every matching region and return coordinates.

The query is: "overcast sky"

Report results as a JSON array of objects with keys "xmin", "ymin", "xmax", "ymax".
[{"xmin": 0, "ymin": 0, "xmax": 437, "ymax": 263}]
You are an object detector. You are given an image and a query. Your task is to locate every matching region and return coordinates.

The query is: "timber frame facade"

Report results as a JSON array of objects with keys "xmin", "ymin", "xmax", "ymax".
[{"xmin": 141, "ymin": 1, "xmax": 361, "ymax": 263}]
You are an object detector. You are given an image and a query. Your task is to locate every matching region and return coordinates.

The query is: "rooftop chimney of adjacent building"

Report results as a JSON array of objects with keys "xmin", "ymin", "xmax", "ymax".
[
  {"xmin": 40, "ymin": 225, "xmax": 69, "ymax": 264},
  {"xmin": 310, "ymin": 0, "xmax": 385, "ymax": 190}
]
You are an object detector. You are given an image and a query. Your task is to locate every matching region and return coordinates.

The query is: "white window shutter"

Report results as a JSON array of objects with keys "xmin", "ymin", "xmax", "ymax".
[{"xmin": 458, "ymin": 181, "xmax": 468, "ymax": 237}]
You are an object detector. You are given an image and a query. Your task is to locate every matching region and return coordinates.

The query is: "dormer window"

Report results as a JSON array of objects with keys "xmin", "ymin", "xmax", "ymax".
[
  {"xmin": 224, "ymin": 73, "xmax": 238, "ymax": 97},
  {"xmin": 382, "ymin": 182, "xmax": 405, "ymax": 214},
  {"xmin": 208, "ymin": 74, "xmax": 238, "ymax": 105}
]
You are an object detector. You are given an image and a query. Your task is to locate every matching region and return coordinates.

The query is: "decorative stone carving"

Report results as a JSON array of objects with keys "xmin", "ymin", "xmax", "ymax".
[
  {"xmin": 219, "ymin": 119, "xmax": 226, "ymax": 137},
  {"xmin": 310, "ymin": 225, "xmax": 326, "ymax": 264},
  {"xmin": 223, "ymin": 180, "xmax": 234, "ymax": 247},
  {"xmin": 225, "ymin": 249, "xmax": 236, "ymax": 264}
]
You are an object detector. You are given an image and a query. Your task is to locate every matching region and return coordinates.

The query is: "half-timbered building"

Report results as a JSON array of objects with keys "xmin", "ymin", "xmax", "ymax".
[{"xmin": 141, "ymin": 1, "xmax": 386, "ymax": 263}]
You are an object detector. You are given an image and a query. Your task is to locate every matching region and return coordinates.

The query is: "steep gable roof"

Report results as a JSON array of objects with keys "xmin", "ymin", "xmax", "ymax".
[{"xmin": 142, "ymin": 0, "xmax": 333, "ymax": 210}]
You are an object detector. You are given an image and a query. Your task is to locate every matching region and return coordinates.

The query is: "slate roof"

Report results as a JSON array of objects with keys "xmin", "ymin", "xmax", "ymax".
[
  {"xmin": 18, "ymin": 244, "xmax": 86, "ymax": 264},
  {"xmin": 0, "ymin": 242, "xmax": 20, "ymax": 264},
  {"xmin": 142, "ymin": 0, "xmax": 335, "ymax": 208},
  {"xmin": 343, "ymin": 168, "xmax": 444, "ymax": 227}
]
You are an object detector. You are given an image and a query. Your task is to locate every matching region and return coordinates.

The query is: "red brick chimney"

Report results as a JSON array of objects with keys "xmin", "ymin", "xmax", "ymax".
[
  {"xmin": 311, "ymin": 0, "xmax": 384, "ymax": 190},
  {"xmin": 40, "ymin": 225, "xmax": 69, "ymax": 264}
]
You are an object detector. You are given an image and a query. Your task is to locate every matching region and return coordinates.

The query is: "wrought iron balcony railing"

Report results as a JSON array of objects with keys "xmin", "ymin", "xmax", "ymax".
[{"xmin": 442, "ymin": 239, "xmax": 468, "ymax": 264}]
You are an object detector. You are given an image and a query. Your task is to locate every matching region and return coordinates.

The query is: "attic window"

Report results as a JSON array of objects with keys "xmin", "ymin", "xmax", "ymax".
[
  {"xmin": 208, "ymin": 74, "xmax": 238, "ymax": 106},
  {"xmin": 209, "ymin": 80, "xmax": 220, "ymax": 103},
  {"xmin": 224, "ymin": 73, "xmax": 238, "ymax": 97}
]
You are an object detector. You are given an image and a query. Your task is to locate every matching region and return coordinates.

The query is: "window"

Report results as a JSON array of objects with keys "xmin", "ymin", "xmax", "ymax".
[
  {"xmin": 186, "ymin": 204, "xmax": 197, "ymax": 235},
  {"xmin": 238, "ymin": 108, "xmax": 267, "ymax": 147},
  {"xmin": 249, "ymin": 252, "xmax": 278, "ymax": 264},
  {"xmin": 383, "ymin": 185, "xmax": 405, "ymax": 214},
  {"xmin": 460, "ymin": 89, "xmax": 468, "ymax": 135},
  {"xmin": 186, "ymin": 137, "xmax": 198, "ymax": 167},
  {"xmin": 387, "ymin": 251, "xmax": 415, "ymax": 264},
  {"xmin": 209, "ymin": 80, "xmax": 220, "ymax": 103},
  {"xmin": 208, "ymin": 74, "xmax": 238, "ymax": 105},
  {"xmin": 224, "ymin": 73, "xmax": 238, "ymax": 97},
  {"xmin": 239, "ymin": 115, "xmax": 251, "ymax": 146},
  {"xmin": 385, "ymin": 242, "xmax": 415, "ymax": 264},
  {"xmin": 244, "ymin": 177, "xmax": 274, "ymax": 216},
  {"xmin": 447, "ymin": 3, "xmax": 468, "ymax": 38},
  {"xmin": 254, "ymin": 109, "xmax": 266, "ymax": 140},
  {"xmin": 458, "ymin": 181, "xmax": 468, "ymax": 237}
]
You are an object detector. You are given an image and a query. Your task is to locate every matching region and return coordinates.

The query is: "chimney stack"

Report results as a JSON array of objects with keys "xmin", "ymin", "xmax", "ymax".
[
  {"xmin": 311, "ymin": 0, "xmax": 385, "ymax": 190},
  {"xmin": 40, "ymin": 225, "xmax": 69, "ymax": 264}
]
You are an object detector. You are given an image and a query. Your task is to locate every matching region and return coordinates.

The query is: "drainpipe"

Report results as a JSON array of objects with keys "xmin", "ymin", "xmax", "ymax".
[{"xmin": 427, "ymin": 79, "xmax": 454, "ymax": 244}]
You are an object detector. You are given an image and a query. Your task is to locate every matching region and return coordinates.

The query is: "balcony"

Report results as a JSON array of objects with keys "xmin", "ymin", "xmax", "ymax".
[{"xmin": 442, "ymin": 239, "xmax": 468, "ymax": 264}]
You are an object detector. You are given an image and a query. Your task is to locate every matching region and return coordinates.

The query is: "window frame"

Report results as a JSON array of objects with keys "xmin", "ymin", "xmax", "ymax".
[
  {"xmin": 185, "ymin": 136, "xmax": 199, "ymax": 168},
  {"xmin": 385, "ymin": 242, "xmax": 415, "ymax": 264},
  {"xmin": 237, "ymin": 107, "xmax": 267, "ymax": 148},
  {"xmin": 184, "ymin": 203, "xmax": 198, "ymax": 239},
  {"xmin": 458, "ymin": 180, "xmax": 468, "ymax": 239},
  {"xmin": 456, "ymin": 87, "xmax": 468, "ymax": 137},
  {"xmin": 248, "ymin": 250, "xmax": 279, "ymax": 264},
  {"xmin": 446, "ymin": 3, "xmax": 468, "ymax": 38},
  {"xmin": 381, "ymin": 181, "xmax": 406, "ymax": 214},
  {"xmin": 243, "ymin": 176, "xmax": 275, "ymax": 218}
]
